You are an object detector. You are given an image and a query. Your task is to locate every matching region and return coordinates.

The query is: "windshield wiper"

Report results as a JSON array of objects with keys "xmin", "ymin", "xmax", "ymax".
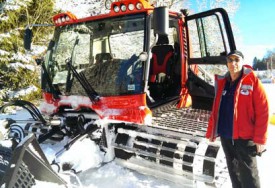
[
  {"xmin": 36, "ymin": 42, "xmax": 61, "ymax": 99},
  {"xmin": 65, "ymin": 38, "xmax": 77, "ymax": 93},
  {"xmin": 66, "ymin": 59, "xmax": 100, "ymax": 103},
  {"xmin": 65, "ymin": 38, "xmax": 100, "ymax": 103}
]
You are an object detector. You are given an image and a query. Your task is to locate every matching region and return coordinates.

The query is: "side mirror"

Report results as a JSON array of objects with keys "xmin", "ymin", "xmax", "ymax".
[
  {"xmin": 24, "ymin": 28, "xmax": 33, "ymax": 50},
  {"xmin": 48, "ymin": 40, "xmax": 55, "ymax": 51},
  {"xmin": 153, "ymin": 6, "xmax": 169, "ymax": 35}
]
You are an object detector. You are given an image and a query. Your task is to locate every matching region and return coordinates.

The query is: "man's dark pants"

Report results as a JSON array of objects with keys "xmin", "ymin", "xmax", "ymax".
[{"xmin": 220, "ymin": 138, "xmax": 261, "ymax": 188}]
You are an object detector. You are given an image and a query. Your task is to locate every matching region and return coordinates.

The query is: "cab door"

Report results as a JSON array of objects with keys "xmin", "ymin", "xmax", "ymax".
[{"xmin": 185, "ymin": 8, "xmax": 236, "ymax": 110}]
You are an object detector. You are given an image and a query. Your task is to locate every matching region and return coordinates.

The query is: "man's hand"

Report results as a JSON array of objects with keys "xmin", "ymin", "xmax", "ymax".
[
  {"xmin": 255, "ymin": 143, "xmax": 266, "ymax": 156},
  {"xmin": 208, "ymin": 137, "xmax": 216, "ymax": 142}
]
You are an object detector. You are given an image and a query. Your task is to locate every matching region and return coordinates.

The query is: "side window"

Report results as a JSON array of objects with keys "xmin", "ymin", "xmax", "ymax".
[
  {"xmin": 186, "ymin": 9, "xmax": 236, "ymax": 85},
  {"xmin": 187, "ymin": 15, "xmax": 227, "ymax": 58},
  {"xmin": 186, "ymin": 8, "xmax": 235, "ymax": 64}
]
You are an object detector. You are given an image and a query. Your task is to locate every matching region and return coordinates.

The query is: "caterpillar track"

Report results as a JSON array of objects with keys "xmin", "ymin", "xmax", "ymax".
[{"xmin": 113, "ymin": 107, "xmax": 229, "ymax": 187}]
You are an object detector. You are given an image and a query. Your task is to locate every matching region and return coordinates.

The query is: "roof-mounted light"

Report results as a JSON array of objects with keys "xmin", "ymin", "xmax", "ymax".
[
  {"xmin": 53, "ymin": 12, "xmax": 77, "ymax": 25},
  {"xmin": 128, "ymin": 3, "xmax": 135, "ymax": 11},
  {"xmin": 113, "ymin": 5, "xmax": 120, "ymax": 13},
  {"xmin": 136, "ymin": 2, "xmax": 143, "ymax": 10},
  {"xmin": 121, "ymin": 4, "xmax": 127, "ymax": 12},
  {"xmin": 65, "ymin": 16, "xmax": 70, "ymax": 22},
  {"xmin": 57, "ymin": 18, "xmax": 62, "ymax": 24}
]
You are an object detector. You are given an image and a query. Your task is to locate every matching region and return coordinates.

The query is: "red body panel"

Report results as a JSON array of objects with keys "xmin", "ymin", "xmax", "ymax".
[{"xmin": 42, "ymin": 92, "xmax": 152, "ymax": 125}]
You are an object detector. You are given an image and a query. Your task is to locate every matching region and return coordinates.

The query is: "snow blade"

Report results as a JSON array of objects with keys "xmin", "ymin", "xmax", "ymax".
[{"xmin": 0, "ymin": 134, "xmax": 67, "ymax": 188}]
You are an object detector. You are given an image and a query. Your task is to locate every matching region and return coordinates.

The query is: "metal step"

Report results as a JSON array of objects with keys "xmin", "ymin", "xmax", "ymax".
[{"xmin": 151, "ymin": 107, "xmax": 211, "ymax": 138}]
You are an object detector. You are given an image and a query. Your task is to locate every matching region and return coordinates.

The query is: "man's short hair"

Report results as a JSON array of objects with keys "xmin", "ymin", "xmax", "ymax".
[{"xmin": 227, "ymin": 50, "xmax": 244, "ymax": 59}]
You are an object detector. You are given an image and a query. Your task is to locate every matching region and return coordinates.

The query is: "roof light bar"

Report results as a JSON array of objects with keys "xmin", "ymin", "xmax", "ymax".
[
  {"xmin": 53, "ymin": 12, "xmax": 77, "ymax": 25},
  {"xmin": 111, "ymin": 0, "xmax": 152, "ymax": 13}
]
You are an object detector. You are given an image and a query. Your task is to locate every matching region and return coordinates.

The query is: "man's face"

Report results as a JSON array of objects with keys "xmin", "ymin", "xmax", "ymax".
[{"xmin": 226, "ymin": 54, "xmax": 243, "ymax": 74}]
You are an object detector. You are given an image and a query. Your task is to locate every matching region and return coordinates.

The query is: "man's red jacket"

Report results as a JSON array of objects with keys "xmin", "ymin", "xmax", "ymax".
[{"xmin": 206, "ymin": 65, "xmax": 269, "ymax": 144}]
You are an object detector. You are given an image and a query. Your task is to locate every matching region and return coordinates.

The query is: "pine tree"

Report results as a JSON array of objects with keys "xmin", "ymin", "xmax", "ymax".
[
  {"xmin": 252, "ymin": 57, "xmax": 258, "ymax": 70},
  {"xmin": 0, "ymin": 0, "xmax": 55, "ymax": 103}
]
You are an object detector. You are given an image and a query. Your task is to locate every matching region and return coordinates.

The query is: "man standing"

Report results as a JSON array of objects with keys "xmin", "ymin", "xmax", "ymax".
[{"xmin": 206, "ymin": 50, "xmax": 269, "ymax": 188}]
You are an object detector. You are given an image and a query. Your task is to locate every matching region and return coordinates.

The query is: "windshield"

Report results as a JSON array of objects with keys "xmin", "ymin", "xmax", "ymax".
[{"xmin": 44, "ymin": 14, "xmax": 145, "ymax": 97}]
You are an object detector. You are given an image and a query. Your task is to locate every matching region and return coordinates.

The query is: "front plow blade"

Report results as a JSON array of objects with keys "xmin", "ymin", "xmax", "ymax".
[{"xmin": 0, "ymin": 134, "xmax": 67, "ymax": 188}]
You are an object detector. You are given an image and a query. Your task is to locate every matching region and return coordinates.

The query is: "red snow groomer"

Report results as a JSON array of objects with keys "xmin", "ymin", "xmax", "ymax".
[{"xmin": 0, "ymin": 0, "xmax": 236, "ymax": 187}]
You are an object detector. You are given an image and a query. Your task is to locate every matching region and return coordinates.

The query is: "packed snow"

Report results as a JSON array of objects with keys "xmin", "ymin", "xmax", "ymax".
[{"xmin": 0, "ymin": 84, "xmax": 275, "ymax": 188}]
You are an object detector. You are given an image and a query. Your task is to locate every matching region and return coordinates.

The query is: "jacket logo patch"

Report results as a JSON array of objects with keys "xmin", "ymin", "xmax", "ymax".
[
  {"xmin": 240, "ymin": 89, "xmax": 249, "ymax": 95},
  {"xmin": 241, "ymin": 84, "xmax": 253, "ymax": 91},
  {"xmin": 240, "ymin": 84, "xmax": 253, "ymax": 95}
]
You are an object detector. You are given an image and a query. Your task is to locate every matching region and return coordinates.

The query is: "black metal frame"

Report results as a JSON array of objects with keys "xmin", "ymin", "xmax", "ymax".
[
  {"xmin": 186, "ymin": 8, "xmax": 236, "ymax": 65},
  {"xmin": 0, "ymin": 134, "xmax": 67, "ymax": 188}
]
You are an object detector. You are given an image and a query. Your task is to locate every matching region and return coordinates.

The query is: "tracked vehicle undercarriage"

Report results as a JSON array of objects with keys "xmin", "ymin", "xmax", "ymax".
[
  {"xmin": 0, "ymin": 102, "xmax": 228, "ymax": 187},
  {"xmin": 112, "ymin": 107, "xmax": 228, "ymax": 187}
]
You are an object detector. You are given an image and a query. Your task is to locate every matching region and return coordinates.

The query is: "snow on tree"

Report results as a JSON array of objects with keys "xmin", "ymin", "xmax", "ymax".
[
  {"xmin": 0, "ymin": 0, "xmax": 55, "ymax": 104},
  {"xmin": 54, "ymin": 0, "xmax": 108, "ymax": 18}
]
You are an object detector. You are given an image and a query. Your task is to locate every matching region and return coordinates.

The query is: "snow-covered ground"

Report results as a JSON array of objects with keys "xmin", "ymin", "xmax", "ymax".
[
  {"xmin": 0, "ymin": 84, "xmax": 275, "ymax": 188},
  {"xmin": 256, "ymin": 84, "xmax": 275, "ymax": 188}
]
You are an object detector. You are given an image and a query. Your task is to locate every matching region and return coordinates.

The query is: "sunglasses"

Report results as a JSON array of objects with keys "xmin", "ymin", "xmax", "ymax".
[{"xmin": 227, "ymin": 57, "xmax": 241, "ymax": 63}]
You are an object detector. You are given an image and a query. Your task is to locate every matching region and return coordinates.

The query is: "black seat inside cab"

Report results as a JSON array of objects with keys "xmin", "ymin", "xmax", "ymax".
[
  {"xmin": 148, "ymin": 35, "xmax": 174, "ymax": 100},
  {"xmin": 95, "ymin": 53, "xmax": 113, "ymax": 63}
]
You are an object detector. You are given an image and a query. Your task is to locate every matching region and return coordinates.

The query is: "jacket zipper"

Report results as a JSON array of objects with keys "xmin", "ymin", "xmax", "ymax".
[{"xmin": 231, "ymin": 73, "xmax": 247, "ymax": 145}]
